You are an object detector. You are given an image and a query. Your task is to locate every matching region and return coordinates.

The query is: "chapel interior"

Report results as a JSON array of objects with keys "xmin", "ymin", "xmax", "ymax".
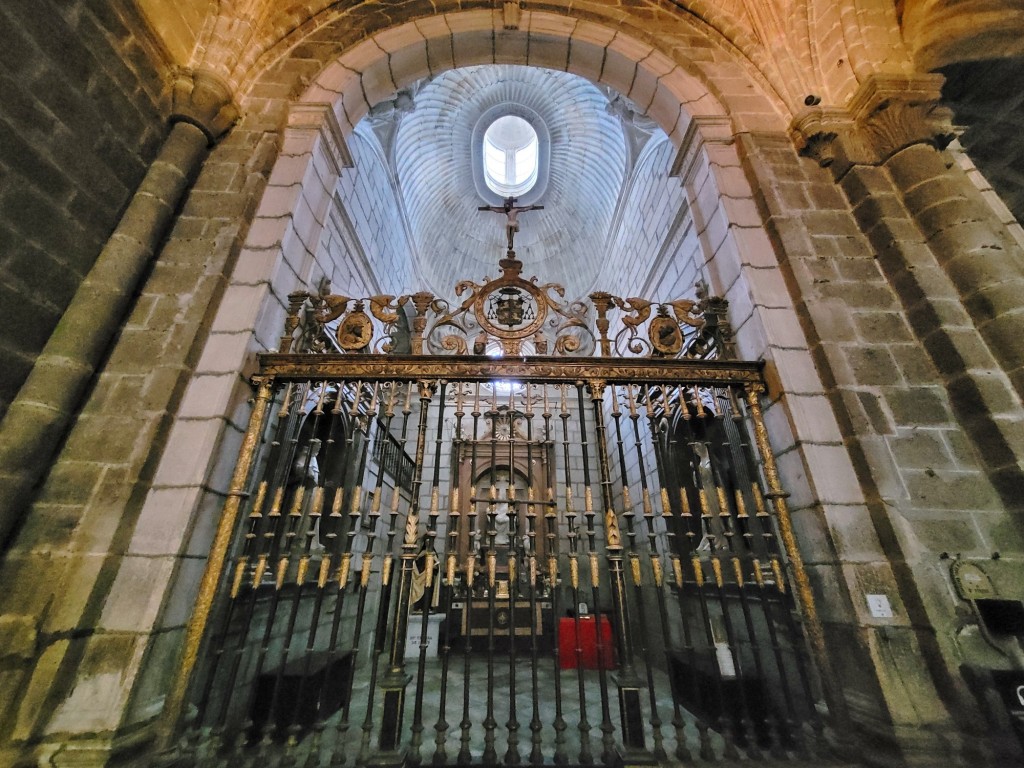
[{"xmin": 2, "ymin": 2, "xmax": 1024, "ymax": 767}]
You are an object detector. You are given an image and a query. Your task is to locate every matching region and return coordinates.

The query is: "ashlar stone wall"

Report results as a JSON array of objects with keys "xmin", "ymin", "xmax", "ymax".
[
  {"xmin": 5, "ymin": 6, "xmax": 1024, "ymax": 767},
  {"xmin": 0, "ymin": 0, "xmax": 170, "ymax": 420},
  {"xmin": 740, "ymin": 125, "xmax": 1024, "ymax": 762}
]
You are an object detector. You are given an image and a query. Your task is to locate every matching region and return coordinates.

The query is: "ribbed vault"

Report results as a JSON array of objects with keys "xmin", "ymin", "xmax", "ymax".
[{"xmin": 393, "ymin": 65, "xmax": 628, "ymax": 299}]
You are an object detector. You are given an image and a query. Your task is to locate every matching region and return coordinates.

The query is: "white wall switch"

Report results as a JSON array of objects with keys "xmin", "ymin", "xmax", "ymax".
[{"xmin": 866, "ymin": 593, "xmax": 894, "ymax": 618}]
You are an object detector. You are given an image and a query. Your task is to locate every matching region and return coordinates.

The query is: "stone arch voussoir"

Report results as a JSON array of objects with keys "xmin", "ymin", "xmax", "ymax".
[{"xmin": 237, "ymin": 8, "xmax": 788, "ymax": 150}]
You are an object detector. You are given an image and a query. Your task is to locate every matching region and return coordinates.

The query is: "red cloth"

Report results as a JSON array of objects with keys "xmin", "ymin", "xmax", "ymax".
[{"xmin": 558, "ymin": 615, "xmax": 616, "ymax": 669}]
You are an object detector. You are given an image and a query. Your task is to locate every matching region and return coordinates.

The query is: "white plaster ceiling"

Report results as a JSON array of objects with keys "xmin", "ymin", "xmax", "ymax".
[{"xmin": 392, "ymin": 65, "xmax": 628, "ymax": 299}]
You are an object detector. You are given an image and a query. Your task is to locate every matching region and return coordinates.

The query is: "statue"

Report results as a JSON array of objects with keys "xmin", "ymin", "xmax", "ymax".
[
  {"xmin": 478, "ymin": 196, "xmax": 544, "ymax": 252},
  {"xmin": 290, "ymin": 443, "xmax": 320, "ymax": 486},
  {"xmin": 493, "ymin": 502, "xmax": 511, "ymax": 547},
  {"xmin": 473, "ymin": 329, "xmax": 488, "ymax": 355}
]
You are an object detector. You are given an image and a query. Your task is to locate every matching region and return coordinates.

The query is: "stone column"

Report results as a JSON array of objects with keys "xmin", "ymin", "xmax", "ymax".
[
  {"xmin": 788, "ymin": 73, "xmax": 1024, "ymax": 763},
  {"xmin": 793, "ymin": 74, "xmax": 1024, "ymax": 405},
  {"xmin": 793, "ymin": 74, "xmax": 1024, "ymax": 514},
  {"xmin": 0, "ymin": 70, "xmax": 237, "ymax": 551}
]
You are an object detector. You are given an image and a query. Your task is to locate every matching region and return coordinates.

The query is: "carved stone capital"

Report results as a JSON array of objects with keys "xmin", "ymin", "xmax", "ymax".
[
  {"xmin": 790, "ymin": 73, "xmax": 955, "ymax": 178},
  {"xmin": 171, "ymin": 69, "xmax": 239, "ymax": 143}
]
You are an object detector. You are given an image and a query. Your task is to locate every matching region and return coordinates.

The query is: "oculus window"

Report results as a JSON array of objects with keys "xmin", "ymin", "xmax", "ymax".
[{"xmin": 482, "ymin": 115, "xmax": 539, "ymax": 197}]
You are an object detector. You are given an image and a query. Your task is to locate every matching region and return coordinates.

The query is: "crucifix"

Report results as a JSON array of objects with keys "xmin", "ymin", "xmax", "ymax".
[{"xmin": 478, "ymin": 196, "xmax": 544, "ymax": 252}]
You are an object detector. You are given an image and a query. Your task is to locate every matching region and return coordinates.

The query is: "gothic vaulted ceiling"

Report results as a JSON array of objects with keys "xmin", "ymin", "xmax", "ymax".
[{"xmin": 391, "ymin": 65, "xmax": 629, "ymax": 298}]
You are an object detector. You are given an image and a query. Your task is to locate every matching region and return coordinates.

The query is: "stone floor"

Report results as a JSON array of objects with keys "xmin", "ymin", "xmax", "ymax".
[
  {"xmin": 257, "ymin": 648, "xmax": 841, "ymax": 767},
  {"xmin": 344, "ymin": 654, "xmax": 685, "ymax": 764}
]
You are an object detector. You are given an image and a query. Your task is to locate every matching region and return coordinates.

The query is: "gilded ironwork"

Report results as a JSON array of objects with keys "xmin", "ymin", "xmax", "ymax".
[
  {"xmin": 745, "ymin": 383, "xmax": 849, "ymax": 729},
  {"xmin": 259, "ymin": 354, "xmax": 763, "ymax": 385},
  {"xmin": 159, "ymin": 375, "xmax": 274, "ymax": 749},
  {"xmin": 277, "ymin": 250, "xmax": 732, "ymax": 362},
  {"xmin": 167, "ymin": 245, "xmax": 835, "ymax": 768}
]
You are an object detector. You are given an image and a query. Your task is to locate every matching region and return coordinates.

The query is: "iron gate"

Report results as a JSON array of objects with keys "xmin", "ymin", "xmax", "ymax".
[{"xmin": 161, "ymin": 255, "xmax": 839, "ymax": 766}]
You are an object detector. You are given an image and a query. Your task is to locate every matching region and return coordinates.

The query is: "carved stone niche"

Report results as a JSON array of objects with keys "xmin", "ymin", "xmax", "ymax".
[{"xmin": 790, "ymin": 73, "xmax": 956, "ymax": 179}]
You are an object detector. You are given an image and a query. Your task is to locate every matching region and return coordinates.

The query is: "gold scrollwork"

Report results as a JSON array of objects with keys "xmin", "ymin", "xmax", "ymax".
[{"xmin": 279, "ymin": 247, "xmax": 731, "ymax": 363}]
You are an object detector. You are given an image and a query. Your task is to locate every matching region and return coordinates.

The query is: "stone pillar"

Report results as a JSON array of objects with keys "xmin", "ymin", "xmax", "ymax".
[
  {"xmin": 787, "ymin": 73, "xmax": 1024, "ymax": 764},
  {"xmin": 793, "ymin": 74, "xmax": 1024, "ymax": 407},
  {"xmin": 0, "ymin": 71, "xmax": 237, "ymax": 551},
  {"xmin": 793, "ymin": 75, "xmax": 1024, "ymax": 515}
]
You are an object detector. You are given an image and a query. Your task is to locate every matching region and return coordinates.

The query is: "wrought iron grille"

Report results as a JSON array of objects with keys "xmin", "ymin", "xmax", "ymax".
[{"xmin": 161, "ymin": 254, "xmax": 839, "ymax": 767}]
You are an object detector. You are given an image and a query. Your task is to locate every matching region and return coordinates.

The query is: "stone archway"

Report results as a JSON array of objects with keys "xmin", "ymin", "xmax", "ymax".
[
  {"xmin": 149, "ymin": 8, "xmax": 870, "ymax": 759},
  {"xmin": 4, "ymin": 5, "xmax": 1004, "ymax": 767}
]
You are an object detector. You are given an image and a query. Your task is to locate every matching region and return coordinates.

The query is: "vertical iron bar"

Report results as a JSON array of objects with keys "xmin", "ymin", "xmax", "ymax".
[
  {"xmin": 161, "ymin": 375, "xmax": 276, "ymax": 750},
  {"xmin": 282, "ymin": 382, "xmax": 350, "ymax": 765},
  {"xmin": 522, "ymin": 384, "xmax": 544, "ymax": 766},
  {"xmin": 342, "ymin": 381, "xmax": 395, "ymax": 716},
  {"xmin": 697, "ymin": 391, "xmax": 760, "ymax": 757},
  {"xmin": 559, "ymin": 384, "xmax": 592, "ymax": 765},
  {"xmin": 659, "ymin": 387, "xmax": 724, "ymax": 761},
  {"xmin": 654, "ymin": 384, "xmax": 716, "ymax": 759},
  {"xmin": 301, "ymin": 382, "xmax": 357, "ymax": 767},
  {"xmin": 751, "ymin": 556, "xmax": 807, "ymax": 756},
  {"xmin": 739, "ymin": 389, "xmax": 820, "ymax": 755},
  {"xmin": 641, "ymin": 384, "xmax": 708, "ymax": 760},
  {"xmin": 672, "ymin": 391, "xmax": 740, "ymax": 760},
  {"xmin": 239, "ymin": 382, "xmax": 331, "ymax": 758},
  {"xmin": 576, "ymin": 382, "xmax": 618, "ymax": 765},
  {"xmin": 744, "ymin": 384, "xmax": 846, "ymax": 733},
  {"xmin": 482, "ymin": 383, "xmax": 500, "ymax": 766},
  {"xmin": 433, "ymin": 385, "xmax": 466, "ymax": 765},
  {"xmin": 632, "ymin": 384, "xmax": 695, "ymax": 762},
  {"xmin": 504, "ymin": 383, "xmax": 522, "ymax": 766},
  {"xmin": 457, "ymin": 383, "xmax": 482, "ymax": 765},
  {"xmin": 212, "ymin": 380, "xmax": 307, "ymax": 750},
  {"xmin": 709, "ymin": 553, "xmax": 760, "ymax": 758},
  {"xmin": 670, "ymin": 386, "xmax": 701, "ymax": 557},
  {"xmin": 408, "ymin": 381, "xmax": 447, "ymax": 765},
  {"xmin": 376, "ymin": 380, "xmax": 436, "ymax": 755},
  {"xmin": 720, "ymin": 387, "xmax": 788, "ymax": 757},
  {"xmin": 689, "ymin": 555, "xmax": 739, "ymax": 759},
  {"xmin": 609, "ymin": 384, "xmax": 665, "ymax": 760},
  {"xmin": 191, "ymin": 431, "xmax": 276, "ymax": 752},
  {"xmin": 257, "ymin": 382, "xmax": 335, "ymax": 761},
  {"xmin": 329, "ymin": 383, "xmax": 388, "ymax": 767},
  {"xmin": 543, "ymin": 385, "xmax": 568, "ymax": 765},
  {"xmin": 728, "ymin": 553, "xmax": 780, "ymax": 755},
  {"xmin": 317, "ymin": 380, "xmax": 369, "ymax": 767},
  {"xmin": 359, "ymin": 381, "xmax": 414, "ymax": 763},
  {"xmin": 727, "ymin": 388, "xmax": 805, "ymax": 756}
]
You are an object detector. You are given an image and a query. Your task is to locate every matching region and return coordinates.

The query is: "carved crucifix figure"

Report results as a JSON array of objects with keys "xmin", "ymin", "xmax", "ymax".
[{"xmin": 478, "ymin": 195, "xmax": 544, "ymax": 251}]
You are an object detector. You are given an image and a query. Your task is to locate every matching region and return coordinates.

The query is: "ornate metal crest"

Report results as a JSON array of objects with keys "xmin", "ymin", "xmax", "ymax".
[
  {"xmin": 430, "ymin": 255, "xmax": 592, "ymax": 356},
  {"xmin": 277, "ymin": 252, "xmax": 732, "ymax": 361}
]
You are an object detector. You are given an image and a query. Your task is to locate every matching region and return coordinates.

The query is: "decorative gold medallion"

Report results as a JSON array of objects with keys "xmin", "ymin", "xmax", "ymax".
[
  {"xmin": 473, "ymin": 258, "xmax": 547, "ymax": 340},
  {"xmin": 649, "ymin": 310, "xmax": 683, "ymax": 356},
  {"xmin": 336, "ymin": 305, "xmax": 373, "ymax": 351}
]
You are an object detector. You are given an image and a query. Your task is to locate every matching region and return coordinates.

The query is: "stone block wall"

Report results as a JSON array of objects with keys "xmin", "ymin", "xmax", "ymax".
[
  {"xmin": 0, "ymin": 0, "xmax": 170, "ymax": 420},
  {"xmin": 940, "ymin": 57, "xmax": 1024, "ymax": 227},
  {"xmin": 0, "ymin": 85, "xmax": 283, "ymax": 764},
  {"xmin": 333, "ymin": 125, "xmax": 415, "ymax": 296},
  {"xmin": 737, "ymin": 129, "xmax": 1023, "ymax": 760},
  {"xmin": 601, "ymin": 137, "xmax": 698, "ymax": 301}
]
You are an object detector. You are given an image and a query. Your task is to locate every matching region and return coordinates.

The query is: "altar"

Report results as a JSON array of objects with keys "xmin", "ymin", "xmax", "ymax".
[{"xmin": 451, "ymin": 598, "xmax": 552, "ymax": 651}]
